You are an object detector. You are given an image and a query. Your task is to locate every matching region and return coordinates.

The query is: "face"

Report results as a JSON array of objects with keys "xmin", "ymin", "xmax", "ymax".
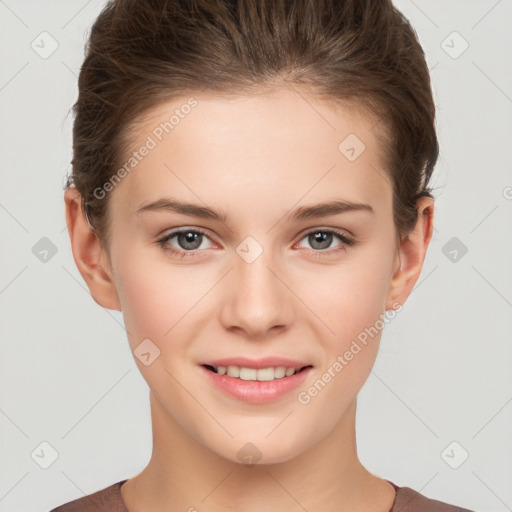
[{"xmin": 103, "ymin": 87, "xmax": 402, "ymax": 464}]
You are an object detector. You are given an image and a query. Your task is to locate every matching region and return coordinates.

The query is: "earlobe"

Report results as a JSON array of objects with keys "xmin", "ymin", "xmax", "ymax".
[
  {"xmin": 64, "ymin": 188, "xmax": 122, "ymax": 311},
  {"xmin": 385, "ymin": 196, "xmax": 434, "ymax": 310}
]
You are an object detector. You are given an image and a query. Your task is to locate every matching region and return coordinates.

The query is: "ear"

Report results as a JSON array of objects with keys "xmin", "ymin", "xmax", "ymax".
[
  {"xmin": 64, "ymin": 188, "xmax": 121, "ymax": 311},
  {"xmin": 385, "ymin": 196, "xmax": 434, "ymax": 310}
]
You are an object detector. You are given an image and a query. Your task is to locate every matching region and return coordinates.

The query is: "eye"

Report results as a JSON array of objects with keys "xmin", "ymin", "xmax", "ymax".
[
  {"xmin": 155, "ymin": 227, "xmax": 357, "ymax": 259},
  {"xmin": 156, "ymin": 228, "xmax": 214, "ymax": 258},
  {"xmin": 295, "ymin": 228, "xmax": 356, "ymax": 257}
]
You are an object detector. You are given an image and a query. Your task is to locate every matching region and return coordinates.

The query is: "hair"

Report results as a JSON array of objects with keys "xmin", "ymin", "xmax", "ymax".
[{"xmin": 65, "ymin": 0, "xmax": 438, "ymax": 248}]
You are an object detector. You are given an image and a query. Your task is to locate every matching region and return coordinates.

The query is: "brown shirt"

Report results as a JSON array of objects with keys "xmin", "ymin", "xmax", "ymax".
[{"xmin": 49, "ymin": 479, "xmax": 476, "ymax": 511}]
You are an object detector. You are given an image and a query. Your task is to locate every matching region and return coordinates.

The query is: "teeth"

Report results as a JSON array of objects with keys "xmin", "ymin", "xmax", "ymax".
[
  {"xmin": 226, "ymin": 366, "xmax": 240, "ymax": 378},
  {"xmin": 273, "ymin": 367, "xmax": 286, "ymax": 379},
  {"xmin": 213, "ymin": 365, "xmax": 301, "ymax": 381},
  {"xmin": 285, "ymin": 367, "xmax": 295, "ymax": 377}
]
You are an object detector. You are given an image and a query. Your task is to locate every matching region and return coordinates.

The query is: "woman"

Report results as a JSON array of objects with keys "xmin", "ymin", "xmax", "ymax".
[{"xmin": 52, "ymin": 0, "xmax": 475, "ymax": 510}]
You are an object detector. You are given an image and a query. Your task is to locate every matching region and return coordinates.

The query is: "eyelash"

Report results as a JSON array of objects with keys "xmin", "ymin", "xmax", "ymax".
[{"xmin": 155, "ymin": 227, "xmax": 357, "ymax": 259}]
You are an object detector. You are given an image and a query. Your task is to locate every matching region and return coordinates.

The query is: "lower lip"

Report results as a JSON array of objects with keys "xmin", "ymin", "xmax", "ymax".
[{"xmin": 200, "ymin": 365, "xmax": 313, "ymax": 404}]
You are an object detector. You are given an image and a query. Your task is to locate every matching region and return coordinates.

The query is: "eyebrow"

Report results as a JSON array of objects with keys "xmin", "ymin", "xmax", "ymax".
[{"xmin": 135, "ymin": 197, "xmax": 374, "ymax": 222}]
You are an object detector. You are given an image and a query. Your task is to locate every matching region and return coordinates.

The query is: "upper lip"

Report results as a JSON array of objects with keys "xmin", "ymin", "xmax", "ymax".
[{"xmin": 201, "ymin": 357, "xmax": 312, "ymax": 370}]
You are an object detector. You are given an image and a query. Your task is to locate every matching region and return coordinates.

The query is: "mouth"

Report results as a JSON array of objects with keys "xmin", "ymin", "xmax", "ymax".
[
  {"xmin": 201, "ymin": 364, "xmax": 313, "ymax": 381},
  {"xmin": 199, "ymin": 358, "xmax": 314, "ymax": 403}
]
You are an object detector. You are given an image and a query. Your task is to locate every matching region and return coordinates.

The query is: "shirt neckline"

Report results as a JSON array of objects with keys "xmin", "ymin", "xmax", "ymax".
[
  {"xmin": 117, "ymin": 479, "xmax": 400, "ymax": 511},
  {"xmin": 385, "ymin": 480, "xmax": 400, "ymax": 511}
]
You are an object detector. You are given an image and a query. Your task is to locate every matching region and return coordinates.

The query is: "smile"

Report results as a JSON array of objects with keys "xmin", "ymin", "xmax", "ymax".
[{"xmin": 203, "ymin": 364, "xmax": 312, "ymax": 381}]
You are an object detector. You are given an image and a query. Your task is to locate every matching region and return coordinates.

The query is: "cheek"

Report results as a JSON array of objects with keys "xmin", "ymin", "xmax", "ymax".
[
  {"xmin": 297, "ymin": 265, "xmax": 391, "ymax": 426},
  {"xmin": 114, "ymin": 261, "xmax": 202, "ymax": 395},
  {"xmin": 119, "ymin": 277, "xmax": 169, "ymax": 346},
  {"xmin": 302, "ymin": 252, "xmax": 394, "ymax": 343},
  {"xmin": 113, "ymin": 250, "xmax": 198, "ymax": 350}
]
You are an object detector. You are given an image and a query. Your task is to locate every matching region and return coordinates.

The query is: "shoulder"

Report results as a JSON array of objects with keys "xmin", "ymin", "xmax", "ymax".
[
  {"xmin": 393, "ymin": 485, "xmax": 476, "ymax": 512},
  {"xmin": 48, "ymin": 480, "xmax": 128, "ymax": 512}
]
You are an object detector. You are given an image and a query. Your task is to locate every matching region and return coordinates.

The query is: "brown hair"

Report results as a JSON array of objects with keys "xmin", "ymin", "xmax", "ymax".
[{"xmin": 66, "ymin": 0, "xmax": 438, "ymax": 247}]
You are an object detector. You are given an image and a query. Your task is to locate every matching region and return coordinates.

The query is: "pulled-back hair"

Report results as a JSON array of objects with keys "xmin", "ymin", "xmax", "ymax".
[{"xmin": 66, "ymin": 0, "xmax": 438, "ymax": 246}]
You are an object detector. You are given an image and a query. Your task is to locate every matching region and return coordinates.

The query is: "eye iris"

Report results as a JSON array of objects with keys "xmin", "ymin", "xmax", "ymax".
[
  {"xmin": 179, "ymin": 231, "xmax": 202, "ymax": 250},
  {"xmin": 309, "ymin": 232, "xmax": 332, "ymax": 250}
]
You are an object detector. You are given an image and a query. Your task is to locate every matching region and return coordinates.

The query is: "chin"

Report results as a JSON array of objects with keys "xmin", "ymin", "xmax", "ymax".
[{"xmin": 206, "ymin": 433, "xmax": 311, "ymax": 467}]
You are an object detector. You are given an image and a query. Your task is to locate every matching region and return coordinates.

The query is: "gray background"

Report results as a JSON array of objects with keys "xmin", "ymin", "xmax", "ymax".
[{"xmin": 1, "ymin": 1, "xmax": 511, "ymax": 511}]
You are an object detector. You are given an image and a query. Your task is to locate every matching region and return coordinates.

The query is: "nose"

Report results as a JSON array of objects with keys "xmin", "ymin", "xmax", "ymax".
[{"xmin": 218, "ymin": 246, "xmax": 294, "ymax": 339}]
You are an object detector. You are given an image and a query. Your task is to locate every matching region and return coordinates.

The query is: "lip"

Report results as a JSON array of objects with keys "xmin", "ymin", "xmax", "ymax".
[
  {"xmin": 200, "ymin": 356, "xmax": 311, "ymax": 370},
  {"xmin": 199, "ymin": 360, "xmax": 313, "ymax": 404}
]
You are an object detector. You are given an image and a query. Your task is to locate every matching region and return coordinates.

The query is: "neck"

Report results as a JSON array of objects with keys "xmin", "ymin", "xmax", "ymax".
[{"xmin": 120, "ymin": 392, "xmax": 396, "ymax": 512}]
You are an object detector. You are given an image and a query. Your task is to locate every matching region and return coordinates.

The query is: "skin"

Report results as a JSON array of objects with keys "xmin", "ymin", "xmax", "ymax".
[{"xmin": 65, "ymin": 86, "xmax": 434, "ymax": 512}]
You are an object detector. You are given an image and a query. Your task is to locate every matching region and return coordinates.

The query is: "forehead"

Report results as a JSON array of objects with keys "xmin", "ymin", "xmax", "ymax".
[{"xmin": 111, "ymin": 87, "xmax": 392, "ymax": 218}]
